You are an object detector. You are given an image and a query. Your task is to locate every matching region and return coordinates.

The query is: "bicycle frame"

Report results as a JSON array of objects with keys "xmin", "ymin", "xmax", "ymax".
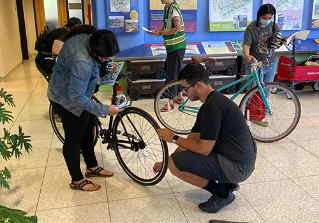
[{"xmin": 179, "ymin": 69, "xmax": 272, "ymax": 115}]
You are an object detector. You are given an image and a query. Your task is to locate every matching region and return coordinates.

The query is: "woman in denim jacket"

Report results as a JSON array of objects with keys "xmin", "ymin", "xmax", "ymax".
[{"xmin": 48, "ymin": 26, "xmax": 123, "ymax": 191}]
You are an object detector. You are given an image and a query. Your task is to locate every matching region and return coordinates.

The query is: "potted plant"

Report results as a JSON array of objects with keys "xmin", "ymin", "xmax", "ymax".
[{"xmin": 0, "ymin": 88, "xmax": 37, "ymax": 222}]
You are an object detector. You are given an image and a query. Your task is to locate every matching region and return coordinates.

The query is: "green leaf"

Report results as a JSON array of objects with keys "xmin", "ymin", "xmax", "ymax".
[
  {"xmin": 0, "ymin": 139, "xmax": 11, "ymax": 161},
  {"xmin": 0, "ymin": 173, "xmax": 10, "ymax": 189},
  {"xmin": 0, "ymin": 205, "xmax": 37, "ymax": 223},
  {"xmin": 0, "ymin": 103, "xmax": 14, "ymax": 124},
  {"xmin": 0, "ymin": 88, "xmax": 15, "ymax": 107}
]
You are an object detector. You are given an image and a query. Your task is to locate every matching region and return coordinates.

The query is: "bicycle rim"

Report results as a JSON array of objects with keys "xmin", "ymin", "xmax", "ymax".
[
  {"xmin": 239, "ymin": 83, "xmax": 301, "ymax": 142},
  {"xmin": 49, "ymin": 104, "xmax": 99, "ymax": 146},
  {"xmin": 154, "ymin": 80, "xmax": 202, "ymax": 134},
  {"xmin": 113, "ymin": 107, "xmax": 168, "ymax": 185}
]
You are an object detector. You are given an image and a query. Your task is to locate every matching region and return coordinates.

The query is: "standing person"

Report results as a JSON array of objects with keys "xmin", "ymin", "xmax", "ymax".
[
  {"xmin": 243, "ymin": 3, "xmax": 293, "ymax": 126},
  {"xmin": 153, "ymin": 62, "xmax": 257, "ymax": 213},
  {"xmin": 35, "ymin": 17, "xmax": 82, "ymax": 82},
  {"xmin": 48, "ymin": 26, "xmax": 123, "ymax": 191},
  {"xmin": 148, "ymin": 0, "xmax": 186, "ymax": 111}
]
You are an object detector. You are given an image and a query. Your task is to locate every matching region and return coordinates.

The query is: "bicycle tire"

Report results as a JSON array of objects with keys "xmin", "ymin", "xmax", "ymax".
[
  {"xmin": 113, "ymin": 107, "xmax": 168, "ymax": 185},
  {"xmin": 154, "ymin": 80, "xmax": 202, "ymax": 134},
  {"xmin": 239, "ymin": 83, "xmax": 301, "ymax": 142},
  {"xmin": 49, "ymin": 104, "xmax": 99, "ymax": 146}
]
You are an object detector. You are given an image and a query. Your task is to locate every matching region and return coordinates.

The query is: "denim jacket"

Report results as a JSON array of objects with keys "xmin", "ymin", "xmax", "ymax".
[{"xmin": 47, "ymin": 34, "xmax": 109, "ymax": 117}]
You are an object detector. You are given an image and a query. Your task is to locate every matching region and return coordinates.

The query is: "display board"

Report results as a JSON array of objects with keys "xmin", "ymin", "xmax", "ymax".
[
  {"xmin": 209, "ymin": 0, "xmax": 254, "ymax": 32},
  {"xmin": 106, "ymin": 0, "xmax": 140, "ymax": 35},
  {"xmin": 263, "ymin": 0, "xmax": 304, "ymax": 30},
  {"xmin": 311, "ymin": 0, "xmax": 319, "ymax": 29},
  {"xmin": 149, "ymin": 0, "xmax": 197, "ymax": 32},
  {"xmin": 146, "ymin": 43, "xmax": 201, "ymax": 56}
]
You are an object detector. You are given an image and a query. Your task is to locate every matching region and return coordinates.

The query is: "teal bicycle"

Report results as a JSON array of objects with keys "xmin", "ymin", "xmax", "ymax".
[{"xmin": 154, "ymin": 57, "xmax": 301, "ymax": 142}]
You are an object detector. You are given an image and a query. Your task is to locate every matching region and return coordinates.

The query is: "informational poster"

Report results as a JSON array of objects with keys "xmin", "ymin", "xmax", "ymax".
[
  {"xmin": 98, "ymin": 62, "xmax": 124, "ymax": 86},
  {"xmin": 263, "ymin": 0, "xmax": 304, "ymax": 30},
  {"xmin": 311, "ymin": 0, "xmax": 319, "ymax": 29},
  {"xmin": 150, "ymin": 44, "xmax": 200, "ymax": 56},
  {"xmin": 107, "ymin": 0, "xmax": 139, "ymax": 35},
  {"xmin": 149, "ymin": 0, "xmax": 197, "ymax": 33},
  {"xmin": 209, "ymin": 0, "xmax": 253, "ymax": 32},
  {"xmin": 202, "ymin": 41, "xmax": 242, "ymax": 54}
]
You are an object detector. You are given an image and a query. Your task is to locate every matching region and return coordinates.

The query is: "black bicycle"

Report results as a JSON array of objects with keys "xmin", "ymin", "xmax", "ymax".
[{"xmin": 49, "ymin": 70, "xmax": 168, "ymax": 186}]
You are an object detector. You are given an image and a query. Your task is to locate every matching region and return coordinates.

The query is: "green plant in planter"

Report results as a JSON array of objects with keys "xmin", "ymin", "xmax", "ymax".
[{"xmin": 0, "ymin": 88, "xmax": 37, "ymax": 222}]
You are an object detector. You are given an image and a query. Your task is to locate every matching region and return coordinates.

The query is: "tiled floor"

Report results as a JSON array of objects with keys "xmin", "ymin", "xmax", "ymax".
[{"xmin": 1, "ymin": 58, "xmax": 319, "ymax": 223}]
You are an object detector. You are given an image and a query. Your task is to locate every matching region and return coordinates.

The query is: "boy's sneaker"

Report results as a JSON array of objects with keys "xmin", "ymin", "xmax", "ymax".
[
  {"xmin": 198, "ymin": 191, "xmax": 235, "ymax": 213},
  {"xmin": 220, "ymin": 182, "xmax": 240, "ymax": 192}
]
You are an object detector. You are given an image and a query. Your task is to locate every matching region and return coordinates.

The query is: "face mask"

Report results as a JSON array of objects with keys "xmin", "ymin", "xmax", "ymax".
[{"xmin": 260, "ymin": 18, "xmax": 271, "ymax": 26}]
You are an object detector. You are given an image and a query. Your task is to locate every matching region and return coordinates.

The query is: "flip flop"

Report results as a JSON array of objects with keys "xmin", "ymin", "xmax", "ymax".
[
  {"xmin": 85, "ymin": 167, "xmax": 114, "ymax": 178},
  {"xmin": 160, "ymin": 104, "xmax": 174, "ymax": 112}
]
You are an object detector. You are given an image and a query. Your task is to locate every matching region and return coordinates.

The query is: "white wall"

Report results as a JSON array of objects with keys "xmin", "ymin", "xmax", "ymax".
[{"xmin": 0, "ymin": 0, "xmax": 23, "ymax": 78}]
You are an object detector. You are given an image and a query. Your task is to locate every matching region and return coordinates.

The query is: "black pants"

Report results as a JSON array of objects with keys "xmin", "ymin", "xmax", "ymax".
[
  {"xmin": 166, "ymin": 48, "xmax": 185, "ymax": 99},
  {"xmin": 50, "ymin": 100, "xmax": 98, "ymax": 182}
]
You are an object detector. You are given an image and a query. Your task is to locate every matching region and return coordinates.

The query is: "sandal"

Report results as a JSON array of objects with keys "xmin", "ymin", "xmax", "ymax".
[
  {"xmin": 85, "ymin": 167, "xmax": 114, "ymax": 178},
  {"xmin": 160, "ymin": 104, "xmax": 174, "ymax": 112},
  {"xmin": 69, "ymin": 179, "xmax": 101, "ymax": 191},
  {"xmin": 253, "ymin": 120, "xmax": 269, "ymax": 127}
]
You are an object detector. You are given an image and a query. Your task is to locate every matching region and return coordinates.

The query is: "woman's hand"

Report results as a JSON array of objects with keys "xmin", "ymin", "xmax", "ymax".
[
  {"xmin": 245, "ymin": 55, "xmax": 256, "ymax": 63},
  {"xmin": 153, "ymin": 162, "xmax": 163, "ymax": 174},
  {"xmin": 108, "ymin": 104, "xmax": 124, "ymax": 116}
]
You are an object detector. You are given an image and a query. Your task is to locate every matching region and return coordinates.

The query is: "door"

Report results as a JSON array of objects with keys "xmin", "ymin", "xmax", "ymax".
[{"xmin": 33, "ymin": 0, "xmax": 68, "ymax": 35}]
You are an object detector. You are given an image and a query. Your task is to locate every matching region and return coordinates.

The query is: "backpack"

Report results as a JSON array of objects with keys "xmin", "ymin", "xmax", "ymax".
[
  {"xmin": 244, "ymin": 91, "xmax": 267, "ymax": 121},
  {"xmin": 35, "ymin": 26, "xmax": 53, "ymax": 51}
]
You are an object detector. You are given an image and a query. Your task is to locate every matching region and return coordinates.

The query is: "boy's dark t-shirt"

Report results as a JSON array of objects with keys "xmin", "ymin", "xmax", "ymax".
[{"xmin": 191, "ymin": 90, "xmax": 256, "ymax": 183}]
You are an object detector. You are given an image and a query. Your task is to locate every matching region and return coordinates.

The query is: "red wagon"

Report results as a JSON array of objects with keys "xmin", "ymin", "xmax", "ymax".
[{"xmin": 276, "ymin": 39, "xmax": 319, "ymax": 91}]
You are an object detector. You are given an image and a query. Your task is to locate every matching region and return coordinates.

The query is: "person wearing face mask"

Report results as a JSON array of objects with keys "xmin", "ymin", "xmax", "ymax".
[
  {"xmin": 47, "ymin": 25, "xmax": 124, "ymax": 191},
  {"xmin": 243, "ymin": 3, "xmax": 293, "ymax": 126}
]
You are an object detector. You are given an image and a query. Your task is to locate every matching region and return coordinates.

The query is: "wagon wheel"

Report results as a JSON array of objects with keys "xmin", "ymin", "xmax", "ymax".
[
  {"xmin": 206, "ymin": 66, "xmax": 213, "ymax": 76},
  {"xmin": 226, "ymin": 65, "xmax": 237, "ymax": 76},
  {"xmin": 312, "ymin": 81, "xmax": 319, "ymax": 91},
  {"xmin": 129, "ymin": 89, "xmax": 140, "ymax": 101},
  {"xmin": 129, "ymin": 70, "xmax": 140, "ymax": 81},
  {"xmin": 240, "ymin": 64, "xmax": 246, "ymax": 75},
  {"xmin": 155, "ymin": 68, "xmax": 166, "ymax": 79}
]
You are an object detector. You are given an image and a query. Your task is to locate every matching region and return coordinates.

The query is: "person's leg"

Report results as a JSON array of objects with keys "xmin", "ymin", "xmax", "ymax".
[
  {"xmin": 262, "ymin": 61, "xmax": 277, "ymax": 97},
  {"xmin": 82, "ymin": 113, "xmax": 113, "ymax": 177},
  {"xmin": 169, "ymin": 151, "xmax": 235, "ymax": 213},
  {"xmin": 50, "ymin": 101, "xmax": 100, "ymax": 190}
]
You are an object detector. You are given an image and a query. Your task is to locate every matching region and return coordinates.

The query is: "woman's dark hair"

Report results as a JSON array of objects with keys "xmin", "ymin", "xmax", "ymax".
[
  {"xmin": 65, "ymin": 17, "xmax": 82, "ymax": 29},
  {"xmin": 61, "ymin": 25, "xmax": 97, "ymax": 42},
  {"xmin": 89, "ymin": 30, "xmax": 120, "ymax": 57},
  {"xmin": 178, "ymin": 62, "xmax": 210, "ymax": 85},
  {"xmin": 257, "ymin": 4, "xmax": 277, "ymax": 33}
]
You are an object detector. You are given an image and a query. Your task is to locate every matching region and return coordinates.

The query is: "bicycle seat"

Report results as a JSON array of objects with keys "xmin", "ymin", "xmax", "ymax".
[
  {"xmin": 191, "ymin": 56, "xmax": 217, "ymax": 63},
  {"xmin": 117, "ymin": 71, "xmax": 132, "ymax": 81}
]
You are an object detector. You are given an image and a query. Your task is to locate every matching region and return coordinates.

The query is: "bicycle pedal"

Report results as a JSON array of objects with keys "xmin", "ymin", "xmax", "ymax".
[{"xmin": 107, "ymin": 144, "xmax": 115, "ymax": 150}]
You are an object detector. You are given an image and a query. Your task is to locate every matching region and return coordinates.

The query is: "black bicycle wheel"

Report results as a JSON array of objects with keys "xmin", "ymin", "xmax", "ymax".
[
  {"xmin": 49, "ymin": 104, "xmax": 99, "ymax": 146},
  {"xmin": 239, "ymin": 83, "xmax": 301, "ymax": 142},
  {"xmin": 113, "ymin": 107, "xmax": 168, "ymax": 185}
]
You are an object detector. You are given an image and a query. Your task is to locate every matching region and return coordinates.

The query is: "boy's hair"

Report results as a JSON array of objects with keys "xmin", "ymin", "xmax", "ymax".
[
  {"xmin": 65, "ymin": 17, "xmax": 82, "ymax": 29},
  {"xmin": 178, "ymin": 62, "xmax": 210, "ymax": 85},
  {"xmin": 257, "ymin": 3, "xmax": 277, "ymax": 34}
]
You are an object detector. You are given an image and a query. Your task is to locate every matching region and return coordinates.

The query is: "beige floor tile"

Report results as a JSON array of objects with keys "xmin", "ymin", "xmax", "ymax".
[
  {"xmin": 240, "ymin": 180, "xmax": 319, "ymax": 223},
  {"xmin": 103, "ymin": 160, "xmax": 173, "ymax": 201},
  {"xmin": 242, "ymin": 154, "xmax": 288, "ymax": 185},
  {"xmin": 293, "ymin": 175, "xmax": 319, "ymax": 202},
  {"xmin": 257, "ymin": 142, "xmax": 319, "ymax": 178},
  {"xmin": 109, "ymin": 194, "xmax": 187, "ymax": 223},
  {"xmin": 37, "ymin": 165, "xmax": 108, "ymax": 210},
  {"xmin": 294, "ymin": 139, "xmax": 319, "ymax": 158},
  {"xmin": 16, "ymin": 105, "xmax": 49, "ymax": 122},
  {"xmin": 36, "ymin": 203, "xmax": 110, "ymax": 223},
  {"xmin": 0, "ymin": 139, "xmax": 50, "ymax": 171},
  {"xmin": 174, "ymin": 190, "xmax": 265, "ymax": 223},
  {"xmin": 11, "ymin": 119, "xmax": 53, "ymax": 140},
  {"xmin": 24, "ymin": 94, "xmax": 50, "ymax": 107},
  {"xmin": 0, "ymin": 168, "xmax": 45, "ymax": 213}
]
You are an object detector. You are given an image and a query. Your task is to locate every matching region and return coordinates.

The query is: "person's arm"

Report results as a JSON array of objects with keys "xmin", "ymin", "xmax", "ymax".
[
  {"xmin": 243, "ymin": 45, "xmax": 255, "ymax": 63},
  {"xmin": 160, "ymin": 16, "xmax": 182, "ymax": 36},
  {"xmin": 52, "ymin": 39, "xmax": 64, "ymax": 55},
  {"xmin": 157, "ymin": 128, "xmax": 215, "ymax": 156}
]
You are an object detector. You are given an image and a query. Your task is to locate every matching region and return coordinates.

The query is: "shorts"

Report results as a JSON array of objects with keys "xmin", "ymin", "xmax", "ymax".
[{"xmin": 171, "ymin": 150, "xmax": 231, "ymax": 183}]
